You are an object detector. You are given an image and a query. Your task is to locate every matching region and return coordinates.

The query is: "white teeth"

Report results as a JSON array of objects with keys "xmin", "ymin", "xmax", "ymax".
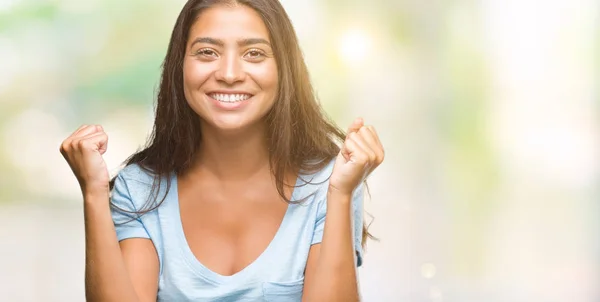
[{"xmin": 210, "ymin": 93, "xmax": 251, "ymax": 103}]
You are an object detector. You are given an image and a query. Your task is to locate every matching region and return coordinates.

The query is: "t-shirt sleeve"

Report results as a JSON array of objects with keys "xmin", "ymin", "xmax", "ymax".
[
  {"xmin": 310, "ymin": 183, "xmax": 365, "ymax": 267},
  {"xmin": 110, "ymin": 174, "xmax": 150, "ymax": 242}
]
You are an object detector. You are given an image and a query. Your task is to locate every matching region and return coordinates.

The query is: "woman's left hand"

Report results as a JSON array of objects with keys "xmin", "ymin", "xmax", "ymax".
[{"xmin": 329, "ymin": 118, "xmax": 385, "ymax": 196}]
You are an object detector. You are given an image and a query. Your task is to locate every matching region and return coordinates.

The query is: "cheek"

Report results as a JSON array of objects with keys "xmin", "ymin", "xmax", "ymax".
[
  {"xmin": 248, "ymin": 62, "xmax": 278, "ymax": 94},
  {"xmin": 183, "ymin": 59, "xmax": 212, "ymax": 90}
]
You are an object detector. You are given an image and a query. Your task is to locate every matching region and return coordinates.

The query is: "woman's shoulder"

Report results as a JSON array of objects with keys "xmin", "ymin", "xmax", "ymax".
[
  {"xmin": 295, "ymin": 158, "xmax": 336, "ymax": 196},
  {"xmin": 308, "ymin": 158, "xmax": 335, "ymax": 182},
  {"xmin": 111, "ymin": 163, "xmax": 172, "ymax": 211},
  {"xmin": 116, "ymin": 163, "xmax": 156, "ymax": 186}
]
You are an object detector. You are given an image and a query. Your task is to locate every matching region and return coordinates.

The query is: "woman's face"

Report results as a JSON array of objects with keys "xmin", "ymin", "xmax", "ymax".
[{"xmin": 183, "ymin": 4, "xmax": 278, "ymax": 132}]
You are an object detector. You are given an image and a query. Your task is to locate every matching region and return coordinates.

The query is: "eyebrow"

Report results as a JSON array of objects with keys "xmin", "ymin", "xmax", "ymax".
[{"xmin": 189, "ymin": 37, "xmax": 271, "ymax": 48}]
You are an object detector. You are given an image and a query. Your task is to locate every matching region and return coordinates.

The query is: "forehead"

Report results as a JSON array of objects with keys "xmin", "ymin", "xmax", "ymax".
[{"xmin": 188, "ymin": 5, "xmax": 271, "ymax": 43}]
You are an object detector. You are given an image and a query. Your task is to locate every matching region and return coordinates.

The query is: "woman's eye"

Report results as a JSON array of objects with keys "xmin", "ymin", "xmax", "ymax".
[
  {"xmin": 196, "ymin": 49, "xmax": 217, "ymax": 57},
  {"xmin": 245, "ymin": 49, "xmax": 265, "ymax": 59}
]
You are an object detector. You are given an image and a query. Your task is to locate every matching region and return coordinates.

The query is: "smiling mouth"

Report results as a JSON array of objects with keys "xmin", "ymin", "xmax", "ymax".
[{"xmin": 208, "ymin": 93, "xmax": 253, "ymax": 103}]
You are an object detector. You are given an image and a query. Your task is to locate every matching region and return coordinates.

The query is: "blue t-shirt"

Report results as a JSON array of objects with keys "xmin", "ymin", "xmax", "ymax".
[{"xmin": 110, "ymin": 159, "xmax": 364, "ymax": 301}]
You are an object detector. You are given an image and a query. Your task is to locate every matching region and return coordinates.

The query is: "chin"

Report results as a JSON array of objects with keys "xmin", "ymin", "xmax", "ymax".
[
  {"xmin": 211, "ymin": 120, "xmax": 248, "ymax": 131},
  {"xmin": 206, "ymin": 115, "xmax": 263, "ymax": 133}
]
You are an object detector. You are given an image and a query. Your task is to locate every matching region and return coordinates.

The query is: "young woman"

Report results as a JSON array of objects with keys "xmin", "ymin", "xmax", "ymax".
[{"xmin": 60, "ymin": 0, "xmax": 384, "ymax": 301}]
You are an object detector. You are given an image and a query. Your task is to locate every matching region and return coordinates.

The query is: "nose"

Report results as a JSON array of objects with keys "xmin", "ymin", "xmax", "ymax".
[{"xmin": 214, "ymin": 53, "xmax": 245, "ymax": 84}]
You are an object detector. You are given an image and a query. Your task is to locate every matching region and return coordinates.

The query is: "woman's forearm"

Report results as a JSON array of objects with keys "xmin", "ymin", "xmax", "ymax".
[
  {"xmin": 303, "ymin": 188, "xmax": 360, "ymax": 302},
  {"xmin": 83, "ymin": 191, "xmax": 139, "ymax": 302}
]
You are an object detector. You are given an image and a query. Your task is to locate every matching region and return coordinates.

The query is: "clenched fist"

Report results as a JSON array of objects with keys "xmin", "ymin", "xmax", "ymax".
[
  {"xmin": 59, "ymin": 124, "xmax": 110, "ymax": 196},
  {"xmin": 329, "ymin": 118, "xmax": 385, "ymax": 196}
]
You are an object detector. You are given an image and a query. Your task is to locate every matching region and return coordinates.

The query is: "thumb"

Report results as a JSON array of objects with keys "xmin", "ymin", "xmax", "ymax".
[{"xmin": 346, "ymin": 117, "xmax": 364, "ymax": 137}]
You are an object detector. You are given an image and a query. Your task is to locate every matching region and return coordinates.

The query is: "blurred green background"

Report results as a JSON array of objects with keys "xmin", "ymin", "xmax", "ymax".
[{"xmin": 0, "ymin": 0, "xmax": 598, "ymax": 301}]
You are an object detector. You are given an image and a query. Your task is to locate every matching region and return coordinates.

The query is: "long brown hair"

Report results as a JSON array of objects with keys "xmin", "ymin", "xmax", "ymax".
[{"xmin": 110, "ymin": 0, "xmax": 373, "ymax": 246}]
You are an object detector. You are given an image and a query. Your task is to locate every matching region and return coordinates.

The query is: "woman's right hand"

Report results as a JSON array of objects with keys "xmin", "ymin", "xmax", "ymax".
[{"xmin": 59, "ymin": 124, "xmax": 110, "ymax": 197}]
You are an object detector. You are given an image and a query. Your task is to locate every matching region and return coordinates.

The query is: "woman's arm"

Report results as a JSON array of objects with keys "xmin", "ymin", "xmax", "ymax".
[
  {"xmin": 302, "ymin": 190, "xmax": 359, "ymax": 302},
  {"xmin": 303, "ymin": 118, "xmax": 384, "ymax": 302},
  {"xmin": 60, "ymin": 125, "xmax": 159, "ymax": 302},
  {"xmin": 83, "ymin": 192, "xmax": 159, "ymax": 302}
]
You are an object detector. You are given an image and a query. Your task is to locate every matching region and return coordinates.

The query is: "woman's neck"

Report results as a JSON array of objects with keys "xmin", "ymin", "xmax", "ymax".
[{"xmin": 193, "ymin": 121, "xmax": 271, "ymax": 182}]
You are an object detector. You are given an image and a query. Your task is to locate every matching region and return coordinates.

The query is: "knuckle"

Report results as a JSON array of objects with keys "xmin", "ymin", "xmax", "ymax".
[{"xmin": 369, "ymin": 152, "xmax": 377, "ymax": 161}]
